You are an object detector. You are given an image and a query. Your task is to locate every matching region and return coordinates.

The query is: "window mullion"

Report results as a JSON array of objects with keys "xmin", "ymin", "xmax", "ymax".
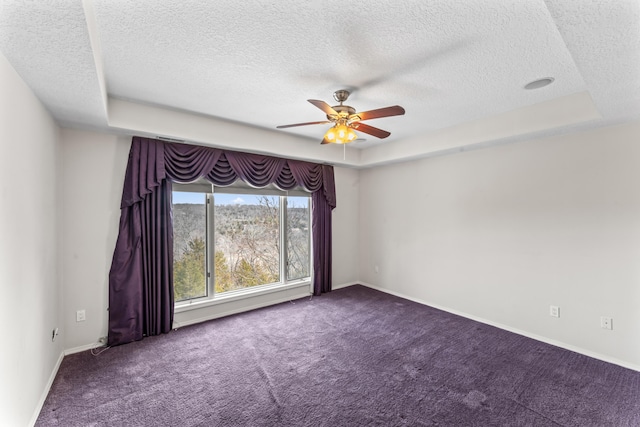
[
  {"xmin": 207, "ymin": 193, "xmax": 215, "ymax": 298},
  {"xmin": 280, "ymin": 196, "xmax": 287, "ymax": 284}
]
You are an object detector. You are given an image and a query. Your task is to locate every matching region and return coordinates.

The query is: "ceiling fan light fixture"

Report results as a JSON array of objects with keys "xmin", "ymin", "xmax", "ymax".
[{"xmin": 324, "ymin": 124, "xmax": 357, "ymax": 144}]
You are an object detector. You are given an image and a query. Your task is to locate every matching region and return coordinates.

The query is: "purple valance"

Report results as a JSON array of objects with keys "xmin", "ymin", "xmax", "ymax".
[
  {"xmin": 108, "ymin": 137, "xmax": 336, "ymax": 347},
  {"xmin": 121, "ymin": 138, "xmax": 336, "ymax": 209}
]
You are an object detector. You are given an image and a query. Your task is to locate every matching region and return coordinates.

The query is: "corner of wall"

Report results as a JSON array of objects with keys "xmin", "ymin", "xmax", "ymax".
[{"xmin": 0, "ymin": 49, "xmax": 64, "ymax": 426}]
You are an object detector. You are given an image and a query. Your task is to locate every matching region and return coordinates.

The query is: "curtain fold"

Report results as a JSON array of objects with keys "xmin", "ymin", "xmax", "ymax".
[
  {"xmin": 140, "ymin": 179, "xmax": 174, "ymax": 337},
  {"xmin": 107, "ymin": 204, "xmax": 143, "ymax": 345},
  {"xmin": 312, "ymin": 190, "xmax": 332, "ymax": 294},
  {"xmin": 108, "ymin": 137, "xmax": 336, "ymax": 346}
]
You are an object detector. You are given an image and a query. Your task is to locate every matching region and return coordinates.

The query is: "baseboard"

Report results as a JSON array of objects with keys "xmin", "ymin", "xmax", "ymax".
[
  {"xmin": 29, "ymin": 350, "xmax": 64, "ymax": 427},
  {"xmin": 332, "ymin": 281, "xmax": 359, "ymax": 290},
  {"xmin": 358, "ymin": 282, "xmax": 640, "ymax": 373},
  {"xmin": 65, "ymin": 341, "xmax": 105, "ymax": 356}
]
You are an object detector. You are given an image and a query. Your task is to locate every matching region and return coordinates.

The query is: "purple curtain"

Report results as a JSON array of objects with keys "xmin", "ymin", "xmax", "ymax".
[{"xmin": 108, "ymin": 137, "xmax": 336, "ymax": 346}]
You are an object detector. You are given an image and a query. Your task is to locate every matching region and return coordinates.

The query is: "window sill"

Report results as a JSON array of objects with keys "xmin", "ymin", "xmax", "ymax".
[{"xmin": 174, "ymin": 280, "xmax": 311, "ymax": 313}]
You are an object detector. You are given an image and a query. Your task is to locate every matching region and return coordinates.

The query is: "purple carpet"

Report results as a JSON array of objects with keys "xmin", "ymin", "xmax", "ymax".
[{"xmin": 37, "ymin": 285, "xmax": 640, "ymax": 426}]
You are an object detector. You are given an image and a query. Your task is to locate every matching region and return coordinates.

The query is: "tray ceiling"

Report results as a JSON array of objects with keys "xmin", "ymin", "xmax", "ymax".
[{"xmin": 0, "ymin": 0, "xmax": 638, "ymax": 167}]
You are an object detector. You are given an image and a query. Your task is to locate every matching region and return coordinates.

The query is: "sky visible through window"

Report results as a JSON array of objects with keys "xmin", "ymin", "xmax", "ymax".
[{"xmin": 173, "ymin": 191, "xmax": 264, "ymax": 205}]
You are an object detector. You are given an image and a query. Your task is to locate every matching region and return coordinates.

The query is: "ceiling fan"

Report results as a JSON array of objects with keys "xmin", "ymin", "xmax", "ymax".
[{"xmin": 276, "ymin": 90, "xmax": 405, "ymax": 144}]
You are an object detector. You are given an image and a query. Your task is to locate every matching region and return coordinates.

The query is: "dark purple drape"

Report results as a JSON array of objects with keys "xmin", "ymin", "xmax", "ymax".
[{"xmin": 108, "ymin": 137, "xmax": 336, "ymax": 346}]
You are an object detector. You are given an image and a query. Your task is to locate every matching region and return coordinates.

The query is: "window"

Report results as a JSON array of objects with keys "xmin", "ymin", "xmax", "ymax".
[
  {"xmin": 213, "ymin": 193, "xmax": 280, "ymax": 293},
  {"xmin": 286, "ymin": 196, "xmax": 310, "ymax": 281},
  {"xmin": 172, "ymin": 191, "xmax": 208, "ymax": 302},
  {"xmin": 172, "ymin": 182, "xmax": 311, "ymax": 305}
]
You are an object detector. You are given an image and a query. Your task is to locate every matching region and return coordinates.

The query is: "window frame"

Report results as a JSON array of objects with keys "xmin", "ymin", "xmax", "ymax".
[
  {"xmin": 172, "ymin": 181, "xmax": 312, "ymax": 310},
  {"xmin": 284, "ymin": 195, "xmax": 312, "ymax": 281}
]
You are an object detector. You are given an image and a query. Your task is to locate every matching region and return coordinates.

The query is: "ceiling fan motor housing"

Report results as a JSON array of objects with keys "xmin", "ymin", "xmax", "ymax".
[
  {"xmin": 328, "ymin": 104, "xmax": 356, "ymax": 121},
  {"xmin": 333, "ymin": 89, "xmax": 351, "ymax": 103}
]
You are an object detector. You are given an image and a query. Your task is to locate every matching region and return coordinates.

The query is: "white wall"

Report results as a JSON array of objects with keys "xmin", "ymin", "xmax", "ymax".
[
  {"xmin": 60, "ymin": 129, "xmax": 130, "ymax": 350},
  {"xmin": 60, "ymin": 130, "xmax": 361, "ymax": 348},
  {"xmin": 332, "ymin": 166, "xmax": 360, "ymax": 286},
  {"xmin": 0, "ymin": 52, "xmax": 62, "ymax": 426},
  {"xmin": 359, "ymin": 121, "xmax": 640, "ymax": 369},
  {"xmin": 60, "ymin": 119, "xmax": 640, "ymax": 375}
]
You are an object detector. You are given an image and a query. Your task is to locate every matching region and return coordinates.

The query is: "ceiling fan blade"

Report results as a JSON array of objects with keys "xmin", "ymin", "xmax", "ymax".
[
  {"xmin": 351, "ymin": 122, "xmax": 391, "ymax": 139},
  {"xmin": 350, "ymin": 105, "xmax": 405, "ymax": 122},
  {"xmin": 277, "ymin": 120, "xmax": 332, "ymax": 129},
  {"xmin": 308, "ymin": 99, "xmax": 338, "ymax": 116}
]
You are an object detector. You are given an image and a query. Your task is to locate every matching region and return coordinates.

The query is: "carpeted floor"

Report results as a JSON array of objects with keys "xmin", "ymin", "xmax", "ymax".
[{"xmin": 36, "ymin": 285, "xmax": 640, "ymax": 426}]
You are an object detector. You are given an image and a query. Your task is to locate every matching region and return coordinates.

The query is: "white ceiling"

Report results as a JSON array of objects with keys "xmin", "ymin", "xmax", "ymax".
[{"xmin": 1, "ymin": 0, "xmax": 639, "ymax": 167}]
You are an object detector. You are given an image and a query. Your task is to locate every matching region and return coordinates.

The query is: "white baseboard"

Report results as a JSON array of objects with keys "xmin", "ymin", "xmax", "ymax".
[
  {"xmin": 29, "ymin": 350, "xmax": 64, "ymax": 427},
  {"xmin": 357, "ymin": 282, "xmax": 640, "ymax": 373},
  {"xmin": 332, "ymin": 281, "xmax": 359, "ymax": 290},
  {"xmin": 65, "ymin": 341, "xmax": 105, "ymax": 356}
]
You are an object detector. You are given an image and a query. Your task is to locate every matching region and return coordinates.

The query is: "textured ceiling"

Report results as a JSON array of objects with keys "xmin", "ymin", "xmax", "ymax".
[
  {"xmin": 0, "ymin": 0, "xmax": 106, "ymax": 127},
  {"xmin": 0, "ymin": 0, "xmax": 638, "ymax": 166}
]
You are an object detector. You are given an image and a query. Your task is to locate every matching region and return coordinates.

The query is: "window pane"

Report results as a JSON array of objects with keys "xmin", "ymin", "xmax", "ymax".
[
  {"xmin": 172, "ymin": 191, "xmax": 207, "ymax": 302},
  {"xmin": 287, "ymin": 196, "xmax": 310, "ymax": 280},
  {"xmin": 214, "ymin": 194, "xmax": 280, "ymax": 292}
]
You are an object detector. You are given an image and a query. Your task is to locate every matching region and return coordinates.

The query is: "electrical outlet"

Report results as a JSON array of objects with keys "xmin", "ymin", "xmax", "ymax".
[
  {"xmin": 76, "ymin": 309, "xmax": 86, "ymax": 322},
  {"xmin": 601, "ymin": 316, "xmax": 613, "ymax": 330},
  {"xmin": 98, "ymin": 336, "xmax": 107, "ymax": 345},
  {"xmin": 549, "ymin": 305, "xmax": 560, "ymax": 318}
]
